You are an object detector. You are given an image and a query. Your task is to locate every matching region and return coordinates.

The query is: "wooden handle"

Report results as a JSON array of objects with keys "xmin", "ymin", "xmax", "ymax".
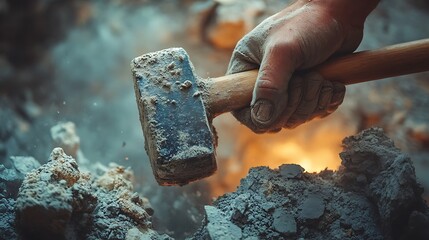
[{"xmin": 205, "ymin": 39, "xmax": 429, "ymax": 116}]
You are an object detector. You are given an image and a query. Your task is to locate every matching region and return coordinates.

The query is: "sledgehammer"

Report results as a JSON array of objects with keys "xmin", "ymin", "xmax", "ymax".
[{"xmin": 131, "ymin": 39, "xmax": 429, "ymax": 186}]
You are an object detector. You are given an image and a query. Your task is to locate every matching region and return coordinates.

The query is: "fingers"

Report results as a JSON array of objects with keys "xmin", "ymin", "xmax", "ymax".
[
  {"xmin": 250, "ymin": 39, "xmax": 301, "ymax": 130},
  {"xmin": 232, "ymin": 66, "xmax": 346, "ymax": 133},
  {"xmin": 283, "ymin": 77, "xmax": 345, "ymax": 129},
  {"xmin": 273, "ymin": 76, "xmax": 304, "ymax": 129},
  {"xmin": 307, "ymin": 80, "xmax": 334, "ymax": 120},
  {"xmin": 226, "ymin": 7, "xmax": 352, "ymax": 133},
  {"xmin": 328, "ymin": 82, "xmax": 346, "ymax": 112},
  {"xmin": 284, "ymin": 73, "xmax": 324, "ymax": 129}
]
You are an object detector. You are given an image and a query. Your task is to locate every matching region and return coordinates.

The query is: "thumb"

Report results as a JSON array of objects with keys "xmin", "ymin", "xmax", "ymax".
[{"xmin": 250, "ymin": 45, "xmax": 298, "ymax": 129}]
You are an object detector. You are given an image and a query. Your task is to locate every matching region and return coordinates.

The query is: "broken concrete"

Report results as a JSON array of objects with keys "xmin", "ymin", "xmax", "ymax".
[
  {"xmin": 0, "ymin": 0, "xmax": 426, "ymax": 239},
  {"xmin": 279, "ymin": 163, "xmax": 304, "ymax": 179},
  {"xmin": 11, "ymin": 148, "xmax": 171, "ymax": 240},
  {"xmin": 0, "ymin": 155, "xmax": 40, "ymax": 240},
  {"xmin": 338, "ymin": 127, "xmax": 428, "ymax": 239},
  {"xmin": 272, "ymin": 208, "xmax": 296, "ymax": 236},
  {"xmin": 15, "ymin": 148, "xmax": 93, "ymax": 239},
  {"xmin": 2, "ymin": 127, "xmax": 428, "ymax": 239},
  {"xmin": 51, "ymin": 122, "xmax": 90, "ymax": 167},
  {"xmin": 0, "ymin": 156, "xmax": 40, "ymax": 198},
  {"xmin": 192, "ymin": 128, "xmax": 429, "ymax": 240},
  {"xmin": 51, "ymin": 122, "xmax": 81, "ymax": 158},
  {"xmin": 0, "ymin": 198, "xmax": 18, "ymax": 240}
]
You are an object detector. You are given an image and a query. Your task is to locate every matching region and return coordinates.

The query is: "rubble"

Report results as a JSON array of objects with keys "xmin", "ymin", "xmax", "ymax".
[
  {"xmin": 192, "ymin": 128, "xmax": 429, "ymax": 240},
  {"xmin": 0, "ymin": 156, "xmax": 40, "ymax": 198},
  {"xmin": 4, "ymin": 148, "xmax": 172, "ymax": 240},
  {"xmin": 0, "ymin": 156, "xmax": 40, "ymax": 240},
  {"xmin": 0, "ymin": 198, "xmax": 17, "ymax": 240},
  {"xmin": 51, "ymin": 122, "xmax": 81, "ymax": 159},
  {"xmin": 279, "ymin": 164, "xmax": 304, "ymax": 179},
  {"xmin": 337, "ymin": 128, "xmax": 428, "ymax": 239},
  {"xmin": 1, "ymin": 0, "xmax": 429, "ymax": 239},
  {"xmin": 200, "ymin": 205, "xmax": 242, "ymax": 240},
  {"xmin": 272, "ymin": 208, "xmax": 296, "ymax": 236},
  {"xmin": 9, "ymin": 156, "xmax": 40, "ymax": 175},
  {"xmin": 51, "ymin": 122, "xmax": 89, "ymax": 167},
  {"xmin": 15, "ymin": 148, "xmax": 88, "ymax": 239}
]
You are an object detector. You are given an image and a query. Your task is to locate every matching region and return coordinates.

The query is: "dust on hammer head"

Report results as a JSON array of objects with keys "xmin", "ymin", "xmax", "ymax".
[{"xmin": 131, "ymin": 48, "xmax": 217, "ymax": 186}]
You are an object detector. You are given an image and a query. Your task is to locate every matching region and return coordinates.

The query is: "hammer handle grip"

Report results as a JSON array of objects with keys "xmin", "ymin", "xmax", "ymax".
[{"xmin": 206, "ymin": 38, "xmax": 429, "ymax": 116}]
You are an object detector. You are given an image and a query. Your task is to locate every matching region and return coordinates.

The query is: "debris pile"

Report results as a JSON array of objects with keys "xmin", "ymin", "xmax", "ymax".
[
  {"xmin": 192, "ymin": 128, "xmax": 429, "ymax": 240},
  {"xmin": 50, "ymin": 122, "xmax": 90, "ymax": 167},
  {"xmin": 2, "ymin": 128, "xmax": 429, "ymax": 239},
  {"xmin": 1, "ymin": 0, "xmax": 429, "ymax": 239},
  {"xmin": 1, "ymin": 148, "xmax": 171, "ymax": 240},
  {"xmin": 0, "ymin": 156, "xmax": 40, "ymax": 240}
]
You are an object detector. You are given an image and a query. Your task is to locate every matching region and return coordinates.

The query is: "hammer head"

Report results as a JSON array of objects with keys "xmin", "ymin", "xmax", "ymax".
[{"xmin": 131, "ymin": 48, "xmax": 216, "ymax": 186}]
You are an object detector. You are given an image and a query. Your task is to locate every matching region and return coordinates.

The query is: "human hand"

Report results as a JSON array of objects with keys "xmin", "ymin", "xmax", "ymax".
[{"xmin": 227, "ymin": 0, "xmax": 378, "ymax": 133}]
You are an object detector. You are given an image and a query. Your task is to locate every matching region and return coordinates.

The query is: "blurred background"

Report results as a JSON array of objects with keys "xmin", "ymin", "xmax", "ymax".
[{"xmin": 1, "ymin": 0, "xmax": 428, "ymax": 238}]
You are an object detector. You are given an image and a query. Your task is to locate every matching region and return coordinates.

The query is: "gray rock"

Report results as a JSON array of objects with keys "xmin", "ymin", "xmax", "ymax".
[
  {"xmin": 0, "ymin": 156, "xmax": 40, "ymax": 198},
  {"xmin": 279, "ymin": 164, "xmax": 304, "ymax": 179},
  {"xmin": 191, "ymin": 128, "xmax": 429, "ymax": 240},
  {"xmin": 339, "ymin": 128, "xmax": 427, "ymax": 239},
  {"xmin": 205, "ymin": 206, "xmax": 242, "ymax": 240},
  {"xmin": 0, "ymin": 198, "xmax": 18, "ymax": 240},
  {"xmin": 10, "ymin": 156, "xmax": 40, "ymax": 175},
  {"xmin": 272, "ymin": 208, "xmax": 296, "ymax": 235},
  {"xmin": 126, "ymin": 227, "xmax": 173, "ymax": 240},
  {"xmin": 50, "ymin": 122, "xmax": 80, "ymax": 159},
  {"xmin": 16, "ymin": 148, "xmax": 81, "ymax": 240},
  {"xmin": 299, "ymin": 194, "xmax": 325, "ymax": 220},
  {"xmin": 14, "ymin": 148, "xmax": 164, "ymax": 240},
  {"xmin": 0, "ymin": 156, "xmax": 40, "ymax": 238},
  {"xmin": 0, "ymin": 163, "xmax": 23, "ymax": 198}
]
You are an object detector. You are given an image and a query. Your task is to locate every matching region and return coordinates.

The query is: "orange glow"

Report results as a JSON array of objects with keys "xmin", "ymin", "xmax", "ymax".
[{"xmin": 207, "ymin": 113, "xmax": 356, "ymax": 197}]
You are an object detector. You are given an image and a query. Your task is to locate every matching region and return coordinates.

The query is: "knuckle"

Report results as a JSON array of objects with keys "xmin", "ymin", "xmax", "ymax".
[
  {"xmin": 255, "ymin": 78, "xmax": 279, "ymax": 92},
  {"xmin": 333, "ymin": 82, "xmax": 346, "ymax": 92},
  {"xmin": 255, "ymin": 69, "xmax": 284, "ymax": 96},
  {"xmin": 266, "ymin": 38, "xmax": 300, "ymax": 58},
  {"xmin": 266, "ymin": 37, "xmax": 303, "ymax": 64}
]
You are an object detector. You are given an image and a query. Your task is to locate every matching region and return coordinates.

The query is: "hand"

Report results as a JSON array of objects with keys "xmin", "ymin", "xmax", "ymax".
[{"xmin": 227, "ymin": 0, "xmax": 378, "ymax": 133}]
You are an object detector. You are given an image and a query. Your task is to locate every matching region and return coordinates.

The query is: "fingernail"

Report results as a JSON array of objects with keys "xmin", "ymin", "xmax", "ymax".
[{"xmin": 252, "ymin": 99, "xmax": 273, "ymax": 123}]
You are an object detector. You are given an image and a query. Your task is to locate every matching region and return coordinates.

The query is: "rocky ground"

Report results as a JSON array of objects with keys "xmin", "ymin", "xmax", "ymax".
[
  {"xmin": 2, "ymin": 128, "xmax": 428, "ymax": 239},
  {"xmin": 192, "ymin": 128, "xmax": 429, "ymax": 240},
  {"xmin": 1, "ymin": 0, "xmax": 429, "ymax": 239},
  {"xmin": 1, "ymin": 146, "xmax": 171, "ymax": 240}
]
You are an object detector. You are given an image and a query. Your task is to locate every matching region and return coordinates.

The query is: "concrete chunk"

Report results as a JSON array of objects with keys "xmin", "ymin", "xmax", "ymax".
[
  {"xmin": 272, "ymin": 208, "xmax": 296, "ymax": 235},
  {"xmin": 299, "ymin": 194, "xmax": 325, "ymax": 220}
]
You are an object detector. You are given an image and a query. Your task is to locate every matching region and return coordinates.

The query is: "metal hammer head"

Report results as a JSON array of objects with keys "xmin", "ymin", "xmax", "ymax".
[{"xmin": 131, "ymin": 48, "xmax": 216, "ymax": 186}]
